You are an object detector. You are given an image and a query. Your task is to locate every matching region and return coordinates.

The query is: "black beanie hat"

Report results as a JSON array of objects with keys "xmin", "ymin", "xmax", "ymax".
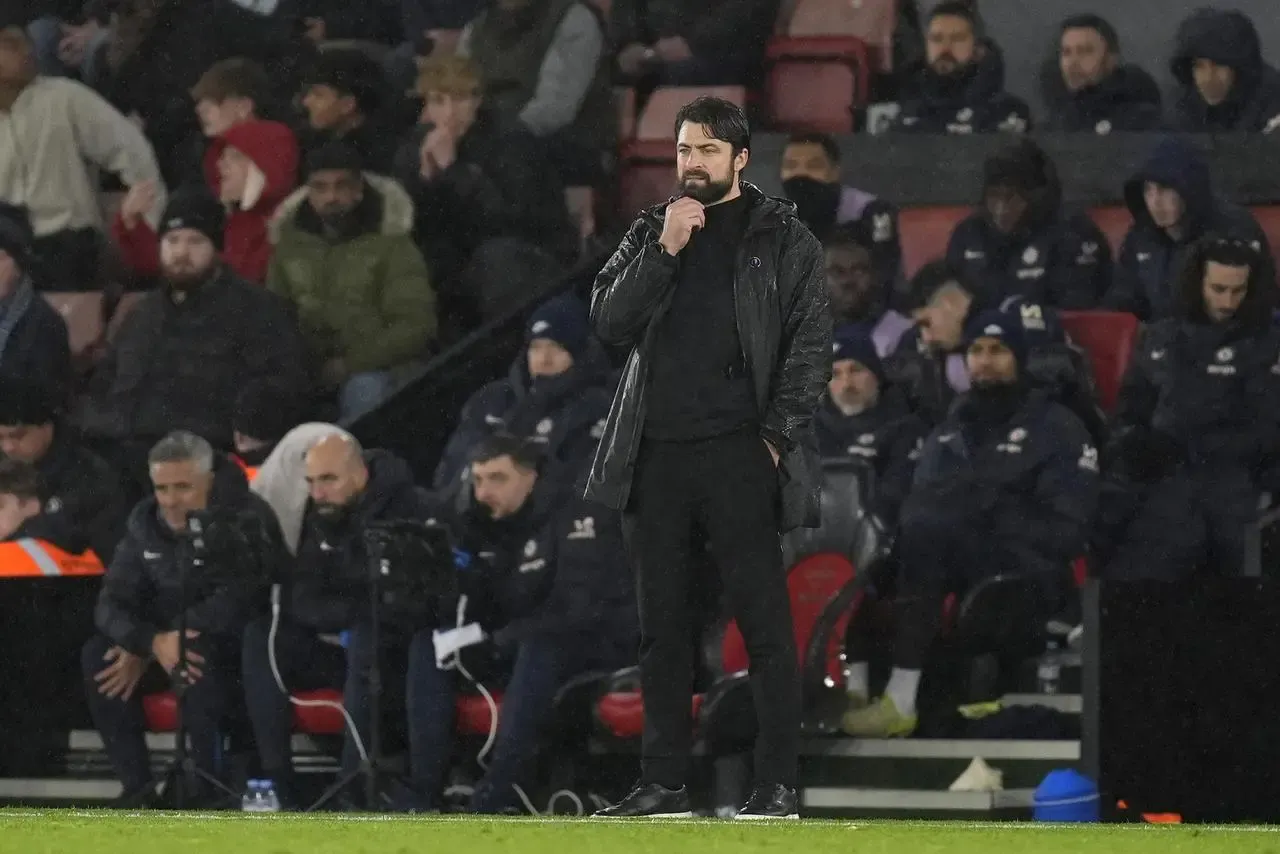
[
  {"xmin": 964, "ymin": 309, "xmax": 1029, "ymax": 368},
  {"xmin": 831, "ymin": 324, "xmax": 887, "ymax": 385},
  {"xmin": 304, "ymin": 141, "xmax": 364, "ymax": 178},
  {"xmin": 159, "ymin": 187, "xmax": 226, "ymax": 250},
  {"xmin": 0, "ymin": 376, "xmax": 58, "ymax": 426},
  {"xmin": 526, "ymin": 294, "xmax": 590, "ymax": 359}
]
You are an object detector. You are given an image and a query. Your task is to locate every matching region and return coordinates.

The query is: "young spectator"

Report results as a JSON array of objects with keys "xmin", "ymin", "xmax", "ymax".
[
  {"xmin": 946, "ymin": 138, "xmax": 1111, "ymax": 309},
  {"xmin": 1170, "ymin": 9, "xmax": 1280, "ymax": 134},
  {"xmin": 0, "ymin": 204, "xmax": 72, "ymax": 402},
  {"xmin": 610, "ymin": 0, "xmax": 775, "ymax": 87},
  {"xmin": 300, "ymin": 47, "xmax": 399, "ymax": 175},
  {"xmin": 842, "ymin": 313, "xmax": 1098, "ymax": 737},
  {"xmin": 0, "ymin": 377, "xmax": 129, "ymax": 561},
  {"xmin": 0, "ymin": 24, "xmax": 166, "ymax": 291},
  {"xmin": 114, "ymin": 119, "xmax": 299, "ymax": 283},
  {"xmin": 457, "ymin": 0, "xmax": 613, "ymax": 185},
  {"xmin": 190, "ymin": 57, "xmax": 274, "ymax": 140},
  {"xmin": 1043, "ymin": 14, "xmax": 1162, "ymax": 134},
  {"xmin": 780, "ymin": 132, "xmax": 902, "ymax": 295},
  {"xmin": 81, "ymin": 188, "xmax": 307, "ymax": 469},
  {"xmin": 267, "ymin": 143, "xmax": 436, "ymax": 420},
  {"xmin": 815, "ymin": 326, "xmax": 926, "ymax": 529},
  {"xmin": 396, "ymin": 54, "xmax": 574, "ymax": 334},
  {"xmin": 823, "ymin": 225, "xmax": 911, "ymax": 354},
  {"xmin": 1105, "ymin": 136, "xmax": 1269, "ymax": 322},
  {"xmin": 890, "ymin": 1, "xmax": 1030, "ymax": 135}
]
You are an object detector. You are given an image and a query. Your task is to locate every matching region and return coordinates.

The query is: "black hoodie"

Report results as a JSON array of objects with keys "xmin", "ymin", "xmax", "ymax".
[
  {"xmin": 94, "ymin": 455, "xmax": 281, "ymax": 656},
  {"xmin": 1170, "ymin": 9, "xmax": 1280, "ymax": 134},
  {"xmin": 891, "ymin": 36, "xmax": 1032, "ymax": 135},
  {"xmin": 1044, "ymin": 64, "xmax": 1164, "ymax": 134}
]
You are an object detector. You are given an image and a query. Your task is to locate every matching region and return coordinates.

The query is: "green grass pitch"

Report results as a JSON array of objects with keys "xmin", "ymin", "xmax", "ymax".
[{"xmin": 1, "ymin": 811, "xmax": 1279, "ymax": 854}]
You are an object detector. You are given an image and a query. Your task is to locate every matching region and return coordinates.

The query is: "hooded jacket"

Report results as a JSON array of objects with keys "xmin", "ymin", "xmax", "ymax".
[
  {"xmin": 1104, "ymin": 137, "xmax": 1268, "ymax": 321},
  {"xmin": 112, "ymin": 120, "xmax": 300, "ymax": 283},
  {"xmin": 1045, "ymin": 64, "xmax": 1164, "ymax": 134},
  {"xmin": 946, "ymin": 140, "xmax": 1111, "ymax": 309},
  {"xmin": 267, "ymin": 174, "xmax": 437, "ymax": 375},
  {"xmin": 1170, "ymin": 9, "xmax": 1280, "ymax": 134},
  {"xmin": 586, "ymin": 183, "xmax": 831, "ymax": 532},
  {"xmin": 892, "ymin": 37, "xmax": 1032, "ymax": 135},
  {"xmin": 93, "ymin": 455, "xmax": 282, "ymax": 656}
]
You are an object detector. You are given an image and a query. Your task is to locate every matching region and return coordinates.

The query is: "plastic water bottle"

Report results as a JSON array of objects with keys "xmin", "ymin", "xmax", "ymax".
[
  {"xmin": 1037, "ymin": 642, "xmax": 1062, "ymax": 695},
  {"xmin": 259, "ymin": 779, "xmax": 282, "ymax": 813},
  {"xmin": 241, "ymin": 779, "xmax": 263, "ymax": 812}
]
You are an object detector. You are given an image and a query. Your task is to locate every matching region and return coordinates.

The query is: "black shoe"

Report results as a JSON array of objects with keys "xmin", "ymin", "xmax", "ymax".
[
  {"xmin": 110, "ymin": 783, "xmax": 159, "ymax": 810},
  {"xmin": 593, "ymin": 783, "xmax": 692, "ymax": 818},
  {"xmin": 735, "ymin": 783, "xmax": 799, "ymax": 820}
]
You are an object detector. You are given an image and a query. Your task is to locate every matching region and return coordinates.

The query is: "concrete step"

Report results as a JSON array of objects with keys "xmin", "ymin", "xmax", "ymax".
[{"xmin": 801, "ymin": 785, "xmax": 1037, "ymax": 819}]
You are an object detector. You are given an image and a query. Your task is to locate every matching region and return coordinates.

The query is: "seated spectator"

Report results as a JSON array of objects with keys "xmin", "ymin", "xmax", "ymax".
[
  {"xmin": 1170, "ymin": 9, "xmax": 1280, "ymax": 134},
  {"xmin": 396, "ymin": 54, "xmax": 573, "ymax": 334},
  {"xmin": 300, "ymin": 48, "xmax": 399, "ymax": 175},
  {"xmin": 240, "ymin": 432, "xmax": 431, "ymax": 810},
  {"xmin": 842, "ymin": 313, "xmax": 1098, "ymax": 737},
  {"xmin": 0, "ymin": 204, "xmax": 72, "ymax": 402},
  {"xmin": 0, "ymin": 457, "xmax": 82, "ymax": 553},
  {"xmin": 457, "ymin": 0, "xmax": 612, "ymax": 185},
  {"xmin": 1100, "ymin": 238, "xmax": 1280, "ymax": 580},
  {"xmin": 80, "ymin": 188, "xmax": 307, "ymax": 478},
  {"xmin": 1043, "ymin": 14, "xmax": 1162, "ymax": 134},
  {"xmin": 823, "ymin": 226, "xmax": 911, "ymax": 354},
  {"xmin": 611, "ymin": 0, "xmax": 774, "ymax": 88},
  {"xmin": 947, "ymin": 138, "xmax": 1111, "ymax": 309},
  {"xmin": 0, "ymin": 24, "xmax": 166, "ymax": 291},
  {"xmin": 1105, "ymin": 136, "xmax": 1269, "ymax": 322},
  {"xmin": 114, "ymin": 119, "xmax": 299, "ymax": 283},
  {"xmin": 433, "ymin": 294, "xmax": 612, "ymax": 498},
  {"xmin": 890, "ymin": 1, "xmax": 1030, "ymax": 135},
  {"xmin": 267, "ymin": 143, "xmax": 436, "ymax": 421},
  {"xmin": 412, "ymin": 434, "xmax": 636, "ymax": 812},
  {"xmin": 0, "ymin": 377, "xmax": 129, "ymax": 561},
  {"xmin": 815, "ymin": 327, "xmax": 926, "ymax": 529},
  {"xmin": 82, "ymin": 431, "xmax": 278, "ymax": 806},
  {"xmin": 232, "ymin": 380, "xmax": 307, "ymax": 471},
  {"xmin": 780, "ymin": 132, "xmax": 902, "ymax": 294}
]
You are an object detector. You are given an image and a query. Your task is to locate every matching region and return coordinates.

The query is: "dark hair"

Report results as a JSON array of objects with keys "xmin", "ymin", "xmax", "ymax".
[
  {"xmin": 1176, "ymin": 233, "xmax": 1276, "ymax": 327},
  {"xmin": 304, "ymin": 48, "xmax": 386, "ymax": 115},
  {"xmin": 785, "ymin": 131, "xmax": 840, "ymax": 165},
  {"xmin": 908, "ymin": 260, "xmax": 972, "ymax": 309},
  {"xmin": 469, "ymin": 433, "xmax": 541, "ymax": 471},
  {"xmin": 0, "ymin": 458, "xmax": 40, "ymax": 503},
  {"xmin": 191, "ymin": 57, "xmax": 271, "ymax": 106},
  {"xmin": 673, "ymin": 96, "xmax": 750, "ymax": 154},
  {"xmin": 1060, "ymin": 13, "xmax": 1120, "ymax": 53},
  {"xmin": 929, "ymin": 0, "xmax": 977, "ymax": 27},
  {"xmin": 823, "ymin": 221, "xmax": 873, "ymax": 253}
]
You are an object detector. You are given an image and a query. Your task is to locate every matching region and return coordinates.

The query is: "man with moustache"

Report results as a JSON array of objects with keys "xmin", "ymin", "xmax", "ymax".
[
  {"xmin": 80, "ymin": 187, "xmax": 306, "ymax": 483},
  {"xmin": 589, "ymin": 96, "xmax": 829, "ymax": 820}
]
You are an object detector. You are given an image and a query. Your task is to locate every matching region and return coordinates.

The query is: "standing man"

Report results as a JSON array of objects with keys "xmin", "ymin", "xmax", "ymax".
[{"xmin": 588, "ymin": 96, "xmax": 830, "ymax": 820}]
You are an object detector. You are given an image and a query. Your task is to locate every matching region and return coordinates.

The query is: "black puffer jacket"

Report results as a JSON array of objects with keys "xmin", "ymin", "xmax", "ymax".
[
  {"xmin": 1044, "ymin": 65, "xmax": 1164, "ymax": 134},
  {"xmin": 586, "ymin": 183, "xmax": 831, "ymax": 531},
  {"xmin": 892, "ymin": 37, "xmax": 1031, "ymax": 135},
  {"xmin": 38, "ymin": 433, "xmax": 130, "ymax": 562},
  {"xmin": 1170, "ymin": 9, "xmax": 1280, "ymax": 134}
]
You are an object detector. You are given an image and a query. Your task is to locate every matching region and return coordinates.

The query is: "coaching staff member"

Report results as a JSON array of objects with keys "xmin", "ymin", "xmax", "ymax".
[{"xmin": 589, "ymin": 96, "xmax": 830, "ymax": 820}]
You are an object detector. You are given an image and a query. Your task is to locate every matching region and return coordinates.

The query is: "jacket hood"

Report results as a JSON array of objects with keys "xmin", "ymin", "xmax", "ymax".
[
  {"xmin": 356, "ymin": 449, "xmax": 419, "ymax": 520},
  {"xmin": 981, "ymin": 139, "xmax": 1061, "ymax": 236},
  {"xmin": 641, "ymin": 181, "xmax": 798, "ymax": 231},
  {"xmin": 203, "ymin": 120, "xmax": 300, "ymax": 214},
  {"xmin": 1171, "ymin": 9, "xmax": 1264, "ymax": 87},
  {"xmin": 126, "ymin": 453, "xmax": 252, "ymax": 541},
  {"xmin": 1123, "ymin": 136, "xmax": 1214, "ymax": 233},
  {"xmin": 1173, "ymin": 237, "xmax": 1277, "ymax": 330},
  {"xmin": 267, "ymin": 173, "xmax": 414, "ymax": 245}
]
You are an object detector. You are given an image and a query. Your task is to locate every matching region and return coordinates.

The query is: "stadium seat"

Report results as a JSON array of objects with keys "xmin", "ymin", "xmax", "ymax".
[
  {"xmin": 142, "ymin": 692, "xmax": 179, "ymax": 732},
  {"xmin": 455, "ymin": 693, "xmax": 503, "ymax": 735},
  {"xmin": 565, "ymin": 187, "xmax": 597, "ymax": 252},
  {"xmin": 614, "ymin": 86, "xmax": 636, "ymax": 141},
  {"xmin": 1088, "ymin": 206, "xmax": 1132, "ymax": 256},
  {"xmin": 106, "ymin": 291, "xmax": 146, "ymax": 342},
  {"xmin": 619, "ymin": 86, "xmax": 748, "ymax": 213},
  {"xmin": 764, "ymin": 36, "xmax": 870, "ymax": 133},
  {"xmin": 291, "ymin": 689, "xmax": 347, "ymax": 735},
  {"xmin": 42, "ymin": 291, "xmax": 104, "ymax": 362},
  {"xmin": 784, "ymin": 0, "xmax": 898, "ymax": 73},
  {"xmin": 1252, "ymin": 205, "xmax": 1280, "ymax": 259},
  {"xmin": 898, "ymin": 206, "xmax": 968, "ymax": 277},
  {"xmin": 1059, "ymin": 310, "xmax": 1140, "ymax": 413}
]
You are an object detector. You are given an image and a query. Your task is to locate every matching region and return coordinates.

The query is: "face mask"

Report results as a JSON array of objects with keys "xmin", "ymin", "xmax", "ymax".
[{"xmin": 783, "ymin": 177, "xmax": 841, "ymax": 235}]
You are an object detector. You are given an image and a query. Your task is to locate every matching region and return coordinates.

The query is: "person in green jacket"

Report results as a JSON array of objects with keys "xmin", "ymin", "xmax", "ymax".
[{"xmin": 267, "ymin": 142, "xmax": 437, "ymax": 420}]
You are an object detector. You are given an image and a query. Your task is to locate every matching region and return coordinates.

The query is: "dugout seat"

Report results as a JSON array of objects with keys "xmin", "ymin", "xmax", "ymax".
[
  {"xmin": 782, "ymin": 0, "xmax": 898, "ymax": 72},
  {"xmin": 764, "ymin": 36, "xmax": 870, "ymax": 133},
  {"xmin": 899, "ymin": 206, "xmax": 968, "ymax": 277},
  {"xmin": 1088, "ymin": 206, "xmax": 1132, "ymax": 256},
  {"xmin": 1059, "ymin": 310, "xmax": 1140, "ymax": 413},
  {"xmin": 42, "ymin": 291, "xmax": 104, "ymax": 364}
]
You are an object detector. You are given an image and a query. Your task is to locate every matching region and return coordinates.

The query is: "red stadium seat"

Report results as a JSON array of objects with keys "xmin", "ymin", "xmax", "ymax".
[
  {"xmin": 1088, "ymin": 206, "xmax": 1133, "ymax": 256},
  {"xmin": 456, "ymin": 692, "xmax": 503, "ymax": 735},
  {"xmin": 1252, "ymin": 205, "xmax": 1280, "ymax": 260},
  {"xmin": 595, "ymin": 693, "xmax": 705, "ymax": 739},
  {"xmin": 899, "ymin": 206, "xmax": 968, "ymax": 277},
  {"xmin": 142, "ymin": 692, "xmax": 179, "ymax": 732},
  {"xmin": 292, "ymin": 689, "xmax": 347, "ymax": 735},
  {"xmin": 764, "ymin": 36, "xmax": 870, "ymax": 133},
  {"xmin": 784, "ymin": 0, "xmax": 898, "ymax": 73},
  {"xmin": 42, "ymin": 291, "xmax": 104, "ymax": 362},
  {"xmin": 1059, "ymin": 310, "xmax": 1140, "ymax": 414},
  {"xmin": 614, "ymin": 86, "xmax": 636, "ymax": 141}
]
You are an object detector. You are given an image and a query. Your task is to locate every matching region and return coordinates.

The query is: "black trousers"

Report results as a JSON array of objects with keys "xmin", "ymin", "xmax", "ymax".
[{"xmin": 622, "ymin": 428, "xmax": 799, "ymax": 789}]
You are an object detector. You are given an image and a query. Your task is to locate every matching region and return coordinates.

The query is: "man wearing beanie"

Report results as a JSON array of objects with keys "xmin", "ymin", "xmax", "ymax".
[
  {"xmin": 815, "ymin": 325, "xmax": 926, "ymax": 530},
  {"xmin": 842, "ymin": 310, "xmax": 1098, "ymax": 738},
  {"xmin": 267, "ymin": 142, "xmax": 436, "ymax": 421},
  {"xmin": 433, "ymin": 293, "xmax": 612, "ymax": 501},
  {"xmin": 80, "ymin": 186, "xmax": 307, "ymax": 474},
  {"xmin": 0, "ymin": 202, "xmax": 72, "ymax": 401},
  {"xmin": 0, "ymin": 377, "xmax": 129, "ymax": 562},
  {"xmin": 945, "ymin": 138, "xmax": 1110, "ymax": 310}
]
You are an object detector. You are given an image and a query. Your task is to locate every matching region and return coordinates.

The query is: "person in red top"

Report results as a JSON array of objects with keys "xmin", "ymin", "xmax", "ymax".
[{"xmin": 112, "ymin": 120, "xmax": 299, "ymax": 283}]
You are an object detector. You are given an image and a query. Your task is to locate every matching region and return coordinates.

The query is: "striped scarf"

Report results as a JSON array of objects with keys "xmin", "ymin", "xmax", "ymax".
[{"xmin": 0, "ymin": 277, "xmax": 33, "ymax": 364}]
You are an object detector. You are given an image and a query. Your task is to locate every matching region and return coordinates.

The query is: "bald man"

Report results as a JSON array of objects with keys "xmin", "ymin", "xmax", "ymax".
[{"xmin": 239, "ymin": 434, "xmax": 432, "ymax": 809}]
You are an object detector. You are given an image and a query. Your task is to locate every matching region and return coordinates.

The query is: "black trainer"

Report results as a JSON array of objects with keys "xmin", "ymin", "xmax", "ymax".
[
  {"xmin": 734, "ymin": 783, "xmax": 799, "ymax": 820},
  {"xmin": 593, "ymin": 783, "xmax": 693, "ymax": 818}
]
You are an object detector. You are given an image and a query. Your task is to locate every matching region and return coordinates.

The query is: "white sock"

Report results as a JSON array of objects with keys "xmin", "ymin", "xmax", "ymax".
[
  {"xmin": 885, "ymin": 668, "xmax": 921, "ymax": 718},
  {"xmin": 845, "ymin": 662, "xmax": 869, "ymax": 697}
]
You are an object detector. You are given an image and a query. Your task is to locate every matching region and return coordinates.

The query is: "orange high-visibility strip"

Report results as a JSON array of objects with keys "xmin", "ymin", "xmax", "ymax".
[
  {"xmin": 0, "ymin": 539, "xmax": 105, "ymax": 577},
  {"xmin": 244, "ymin": 466, "xmax": 259, "ymax": 481}
]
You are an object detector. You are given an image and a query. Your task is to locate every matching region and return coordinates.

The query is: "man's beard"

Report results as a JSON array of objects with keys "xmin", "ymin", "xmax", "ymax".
[
  {"xmin": 161, "ymin": 261, "xmax": 213, "ymax": 291},
  {"xmin": 679, "ymin": 169, "xmax": 734, "ymax": 205}
]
